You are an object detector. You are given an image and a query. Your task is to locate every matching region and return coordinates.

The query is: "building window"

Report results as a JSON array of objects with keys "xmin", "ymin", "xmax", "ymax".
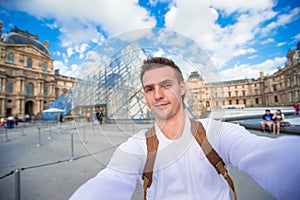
[
  {"xmin": 274, "ymin": 95, "xmax": 278, "ymax": 103},
  {"xmin": 43, "ymin": 62, "xmax": 48, "ymax": 71},
  {"xmin": 63, "ymin": 88, "xmax": 68, "ymax": 94},
  {"xmin": 8, "ymin": 52, "xmax": 14, "ymax": 64},
  {"xmin": 26, "ymin": 83, "xmax": 34, "ymax": 95},
  {"xmin": 228, "ymin": 92, "xmax": 231, "ymax": 97},
  {"xmin": 6, "ymin": 82, "xmax": 13, "ymax": 93},
  {"xmin": 243, "ymin": 99, "xmax": 246, "ymax": 105},
  {"xmin": 229, "ymin": 99, "xmax": 232, "ymax": 105},
  {"xmin": 255, "ymin": 98, "xmax": 259, "ymax": 104},
  {"xmin": 236, "ymin": 99, "xmax": 239, "ymax": 104},
  {"xmin": 7, "ymin": 69, "xmax": 13, "ymax": 76},
  {"xmin": 273, "ymin": 85, "xmax": 277, "ymax": 91},
  {"xmin": 44, "ymin": 86, "xmax": 48, "ymax": 96},
  {"xmin": 55, "ymin": 88, "xmax": 59, "ymax": 97},
  {"xmin": 27, "ymin": 58, "xmax": 33, "ymax": 68}
]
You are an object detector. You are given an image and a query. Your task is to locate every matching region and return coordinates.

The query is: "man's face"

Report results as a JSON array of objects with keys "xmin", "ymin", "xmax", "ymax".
[{"xmin": 142, "ymin": 66, "xmax": 185, "ymax": 121}]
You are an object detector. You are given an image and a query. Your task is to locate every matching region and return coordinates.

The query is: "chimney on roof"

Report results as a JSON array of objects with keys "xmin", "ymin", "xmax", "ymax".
[
  {"xmin": 55, "ymin": 69, "xmax": 60, "ymax": 75},
  {"xmin": 0, "ymin": 22, "xmax": 2, "ymax": 39},
  {"xmin": 44, "ymin": 40, "xmax": 49, "ymax": 48}
]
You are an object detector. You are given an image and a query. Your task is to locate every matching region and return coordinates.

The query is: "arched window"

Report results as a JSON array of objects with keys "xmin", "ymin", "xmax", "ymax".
[
  {"xmin": 6, "ymin": 82, "xmax": 13, "ymax": 93},
  {"xmin": 7, "ymin": 52, "xmax": 14, "ymax": 64},
  {"xmin": 44, "ymin": 86, "xmax": 48, "ymax": 95},
  {"xmin": 55, "ymin": 88, "xmax": 59, "ymax": 97},
  {"xmin": 274, "ymin": 95, "xmax": 278, "ymax": 103},
  {"xmin": 27, "ymin": 58, "xmax": 33, "ymax": 68},
  {"xmin": 26, "ymin": 83, "xmax": 34, "ymax": 95},
  {"xmin": 43, "ymin": 62, "xmax": 48, "ymax": 71}
]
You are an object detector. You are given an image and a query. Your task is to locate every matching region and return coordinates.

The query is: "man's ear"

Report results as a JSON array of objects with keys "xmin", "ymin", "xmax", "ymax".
[{"xmin": 180, "ymin": 81, "xmax": 186, "ymax": 96}]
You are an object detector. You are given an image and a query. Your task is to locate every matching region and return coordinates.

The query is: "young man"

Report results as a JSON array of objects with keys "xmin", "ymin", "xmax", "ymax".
[
  {"xmin": 70, "ymin": 57, "xmax": 300, "ymax": 200},
  {"xmin": 261, "ymin": 109, "xmax": 273, "ymax": 132}
]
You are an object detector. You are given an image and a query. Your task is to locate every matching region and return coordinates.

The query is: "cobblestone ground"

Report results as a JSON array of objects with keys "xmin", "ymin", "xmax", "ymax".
[{"xmin": 1, "ymin": 120, "xmax": 296, "ymax": 200}]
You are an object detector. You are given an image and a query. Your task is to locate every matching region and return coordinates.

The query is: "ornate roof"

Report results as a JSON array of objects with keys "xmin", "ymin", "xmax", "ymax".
[
  {"xmin": 3, "ymin": 31, "xmax": 49, "ymax": 55},
  {"xmin": 188, "ymin": 71, "xmax": 202, "ymax": 80}
]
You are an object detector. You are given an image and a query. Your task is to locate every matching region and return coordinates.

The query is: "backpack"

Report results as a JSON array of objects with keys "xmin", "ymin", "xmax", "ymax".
[{"xmin": 142, "ymin": 119, "xmax": 237, "ymax": 200}]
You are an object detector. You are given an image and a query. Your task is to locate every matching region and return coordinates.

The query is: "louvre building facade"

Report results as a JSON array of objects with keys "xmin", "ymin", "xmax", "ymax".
[
  {"xmin": 0, "ymin": 22, "xmax": 299, "ymax": 120},
  {"xmin": 186, "ymin": 42, "xmax": 300, "ymax": 115},
  {"xmin": 0, "ymin": 23, "xmax": 77, "ymax": 117}
]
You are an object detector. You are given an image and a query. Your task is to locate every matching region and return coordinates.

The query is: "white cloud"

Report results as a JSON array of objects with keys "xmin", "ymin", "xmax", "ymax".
[
  {"xmin": 149, "ymin": 0, "xmax": 171, "ymax": 6},
  {"xmin": 5, "ymin": 0, "xmax": 156, "ymax": 46},
  {"xmin": 66, "ymin": 47, "xmax": 73, "ymax": 57},
  {"xmin": 3, "ymin": 0, "xmax": 157, "ymax": 77},
  {"xmin": 164, "ymin": 0, "xmax": 279, "ymax": 68},
  {"xmin": 53, "ymin": 51, "xmax": 61, "ymax": 57},
  {"xmin": 294, "ymin": 33, "xmax": 300, "ymax": 40},
  {"xmin": 260, "ymin": 7, "xmax": 300, "ymax": 36},
  {"xmin": 211, "ymin": 0, "xmax": 275, "ymax": 15},
  {"xmin": 277, "ymin": 42, "xmax": 286, "ymax": 47},
  {"xmin": 3, "ymin": 0, "xmax": 299, "ymax": 80},
  {"xmin": 53, "ymin": 60, "xmax": 79, "ymax": 78},
  {"xmin": 219, "ymin": 56, "xmax": 287, "ymax": 81},
  {"xmin": 248, "ymin": 55, "xmax": 258, "ymax": 59},
  {"xmin": 261, "ymin": 38, "xmax": 275, "ymax": 45}
]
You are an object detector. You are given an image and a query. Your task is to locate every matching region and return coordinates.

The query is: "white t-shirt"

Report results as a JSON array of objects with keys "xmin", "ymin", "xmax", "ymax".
[{"xmin": 70, "ymin": 117, "xmax": 300, "ymax": 200}]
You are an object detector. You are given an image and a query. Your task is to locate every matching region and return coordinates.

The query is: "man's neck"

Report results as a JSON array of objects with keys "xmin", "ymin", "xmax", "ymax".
[{"xmin": 156, "ymin": 112, "xmax": 186, "ymax": 140}]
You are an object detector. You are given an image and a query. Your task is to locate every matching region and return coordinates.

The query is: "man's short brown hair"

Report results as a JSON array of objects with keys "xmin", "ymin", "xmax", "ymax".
[{"xmin": 140, "ymin": 57, "xmax": 184, "ymax": 85}]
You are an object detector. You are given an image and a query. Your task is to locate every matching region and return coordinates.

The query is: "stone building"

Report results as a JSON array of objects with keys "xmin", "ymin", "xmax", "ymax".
[
  {"xmin": 186, "ymin": 42, "xmax": 300, "ymax": 114},
  {"xmin": 0, "ymin": 23, "xmax": 77, "ymax": 117}
]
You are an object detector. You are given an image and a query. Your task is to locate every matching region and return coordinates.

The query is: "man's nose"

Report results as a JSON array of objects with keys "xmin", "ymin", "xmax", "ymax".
[{"xmin": 154, "ymin": 86, "xmax": 163, "ymax": 100}]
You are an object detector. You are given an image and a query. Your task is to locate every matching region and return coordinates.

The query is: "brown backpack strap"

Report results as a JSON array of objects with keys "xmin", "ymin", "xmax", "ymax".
[
  {"xmin": 190, "ymin": 119, "xmax": 237, "ymax": 200},
  {"xmin": 142, "ymin": 120, "xmax": 237, "ymax": 200},
  {"xmin": 142, "ymin": 126, "xmax": 159, "ymax": 200}
]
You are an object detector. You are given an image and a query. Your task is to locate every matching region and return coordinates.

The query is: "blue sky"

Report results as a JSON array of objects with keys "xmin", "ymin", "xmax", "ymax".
[{"xmin": 0, "ymin": 0, "xmax": 299, "ymax": 81}]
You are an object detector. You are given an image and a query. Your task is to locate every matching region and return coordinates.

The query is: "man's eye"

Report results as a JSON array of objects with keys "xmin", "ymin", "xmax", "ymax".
[
  {"xmin": 162, "ymin": 83, "xmax": 172, "ymax": 89},
  {"xmin": 144, "ymin": 87, "xmax": 153, "ymax": 93}
]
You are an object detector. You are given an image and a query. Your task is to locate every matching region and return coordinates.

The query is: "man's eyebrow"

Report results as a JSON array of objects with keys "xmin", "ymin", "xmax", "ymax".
[
  {"xmin": 143, "ymin": 79, "xmax": 175, "ymax": 88},
  {"xmin": 160, "ymin": 79, "xmax": 174, "ymax": 84}
]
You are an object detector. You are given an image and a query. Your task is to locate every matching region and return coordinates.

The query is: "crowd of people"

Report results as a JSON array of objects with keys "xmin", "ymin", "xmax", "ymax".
[
  {"xmin": 86, "ymin": 110, "xmax": 104, "ymax": 125},
  {"xmin": 0, "ymin": 114, "xmax": 32, "ymax": 129}
]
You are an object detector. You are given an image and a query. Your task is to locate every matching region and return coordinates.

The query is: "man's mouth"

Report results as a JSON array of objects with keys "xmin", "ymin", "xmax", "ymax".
[{"xmin": 153, "ymin": 102, "xmax": 170, "ymax": 109}]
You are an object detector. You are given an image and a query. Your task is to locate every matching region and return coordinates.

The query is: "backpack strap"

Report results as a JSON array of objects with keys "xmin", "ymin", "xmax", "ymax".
[
  {"xmin": 190, "ymin": 119, "xmax": 237, "ymax": 200},
  {"xmin": 142, "ymin": 126, "xmax": 159, "ymax": 200},
  {"xmin": 142, "ymin": 119, "xmax": 237, "ymax": 200}
]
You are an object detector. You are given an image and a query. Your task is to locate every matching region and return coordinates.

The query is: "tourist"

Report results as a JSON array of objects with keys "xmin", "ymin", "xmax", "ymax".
[
  {"xmin": 70, "ymin": 57, "xmax": 300, "ymax": 200},
  {"xmin": 95, "ymin": 110, "xmax": 103, "ymax": 125},
  {"xmin": 272, "ymin": 109, "xmax": 285, "ymax": 134},
  {"xmin": 15, "ymin": 114, "xmax": 19, "ymax": 127},
  {"xmin": 86, "ymin": 112, "xmax": 91, "ymax": 122},
  {"xmin": 261, "ymin": 109, "xmax": 273, "ymax": 133},
  {"xmin": 293, "ymin": 103, "xmax": 299, "ymax": 115},
  {"xmin": 0, "ymin": 116, "xmax": 5, "ymax": 128}
]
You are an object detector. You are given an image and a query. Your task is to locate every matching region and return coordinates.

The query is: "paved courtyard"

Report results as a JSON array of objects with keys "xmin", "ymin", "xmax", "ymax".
[{"xmin": 0, "ymin": 119, "xmax": 297, "ymax": 200}]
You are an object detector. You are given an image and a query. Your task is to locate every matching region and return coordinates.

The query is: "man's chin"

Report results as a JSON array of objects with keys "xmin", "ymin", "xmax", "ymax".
[{"xmin": 152, "ymin": 111, "xmax": 168, "ymax": 121}]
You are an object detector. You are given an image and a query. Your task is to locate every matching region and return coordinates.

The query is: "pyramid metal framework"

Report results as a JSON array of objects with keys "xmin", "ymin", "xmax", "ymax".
[
  {"xmin": 48, "ymin": 44, "xmax": 201, "ymax": 120},
  {"xmin": 49, "ymin": 45, "xmax": 153, "ymax": 120}
]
